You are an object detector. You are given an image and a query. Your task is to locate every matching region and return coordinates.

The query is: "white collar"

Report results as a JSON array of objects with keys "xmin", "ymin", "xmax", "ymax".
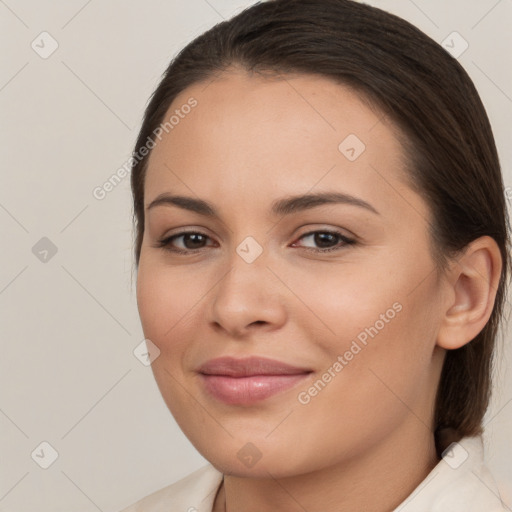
[{"xmin": 392, "ymin": 435, "xmax": 507, "ymax": 511}]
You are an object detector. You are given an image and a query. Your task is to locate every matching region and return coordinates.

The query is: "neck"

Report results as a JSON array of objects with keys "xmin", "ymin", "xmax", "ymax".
[{"xmin": 213, "ymin": 422, "xmax": 440, "ymax": 512}]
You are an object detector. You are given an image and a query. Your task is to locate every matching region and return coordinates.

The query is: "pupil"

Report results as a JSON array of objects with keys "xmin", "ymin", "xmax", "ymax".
[
  {"xmin": 186, "ymin": 233, "xmax": 204, "ymax": 249},
  {"xmin": 315, "ymin": 233, "xmax": 336, "ymax": 247}
]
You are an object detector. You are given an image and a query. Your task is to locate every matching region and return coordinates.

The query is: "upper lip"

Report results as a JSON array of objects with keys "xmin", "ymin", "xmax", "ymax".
[{"xmin": 198, "ymin": 356, "xmax": 313, "ymax": 377}]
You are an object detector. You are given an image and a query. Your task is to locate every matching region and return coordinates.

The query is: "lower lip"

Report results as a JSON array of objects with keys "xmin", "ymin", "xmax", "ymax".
[{"xmin": 199, "ymin": 373, "xmax": 311, "ymax": 405}]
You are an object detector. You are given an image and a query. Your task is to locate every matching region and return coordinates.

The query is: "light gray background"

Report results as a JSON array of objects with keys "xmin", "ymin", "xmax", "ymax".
[{"xmin": 1, "ymin": 1, "xmax": 511, "ymax": 511}]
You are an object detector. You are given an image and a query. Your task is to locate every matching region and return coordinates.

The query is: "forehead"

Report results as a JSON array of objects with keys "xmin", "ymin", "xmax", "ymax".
[{"xmin": 144, "ymin": 70, "xmax": 419, "ymax": 220}]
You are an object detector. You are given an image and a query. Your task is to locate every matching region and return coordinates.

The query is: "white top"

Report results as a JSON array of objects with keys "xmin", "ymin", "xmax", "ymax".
[{"xmin": 119, "ymin": 435, "xmax": 508, "ymax": 511}]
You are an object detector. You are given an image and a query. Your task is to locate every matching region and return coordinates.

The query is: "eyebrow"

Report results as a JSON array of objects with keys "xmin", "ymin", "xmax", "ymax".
[{"xmin": 146, "ymin": 191, "xmax": 380, "ymax": 217}]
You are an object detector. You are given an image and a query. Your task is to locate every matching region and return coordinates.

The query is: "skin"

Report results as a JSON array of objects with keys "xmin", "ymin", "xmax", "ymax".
[{"xmin": 136, "ymin": 69, "xmax": 502, "ymax": 512}]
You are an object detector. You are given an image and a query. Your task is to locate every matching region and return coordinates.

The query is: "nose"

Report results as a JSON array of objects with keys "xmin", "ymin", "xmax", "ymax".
[{"xmin": 209, "ymin": 247, "xmax": 287, "ymax": 338}]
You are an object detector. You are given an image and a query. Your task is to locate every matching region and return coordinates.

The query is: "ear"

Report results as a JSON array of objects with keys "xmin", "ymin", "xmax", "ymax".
[{"xmin": 437, "ymin": 236, "xmax": 503, "ymax": 350}]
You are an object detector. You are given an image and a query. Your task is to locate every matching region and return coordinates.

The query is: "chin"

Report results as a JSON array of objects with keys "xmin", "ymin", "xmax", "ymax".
[{"xmin": 191, "ymin": 433, "xmax": 313, "ymax": 479}]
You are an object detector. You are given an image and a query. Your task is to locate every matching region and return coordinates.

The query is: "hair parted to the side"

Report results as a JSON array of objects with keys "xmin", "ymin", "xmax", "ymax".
[{"xmin": 130, "ymin": 0, "xmax": 511, "ymax": 457}]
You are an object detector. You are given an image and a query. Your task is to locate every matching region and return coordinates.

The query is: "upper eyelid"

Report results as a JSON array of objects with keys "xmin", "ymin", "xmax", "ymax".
[
  {"xmin": 162, "ymin": 226, "xmax": 353, "ymax": 239},
  {"xmin": 160, "ymin": 222, "xmax": 356, "ymax": 237}
]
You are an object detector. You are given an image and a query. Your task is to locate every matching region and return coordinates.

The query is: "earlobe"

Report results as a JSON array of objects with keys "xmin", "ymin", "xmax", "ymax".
[{"xmin": 436, "ymin": 236, "xmax": 502, "ymax": 351}]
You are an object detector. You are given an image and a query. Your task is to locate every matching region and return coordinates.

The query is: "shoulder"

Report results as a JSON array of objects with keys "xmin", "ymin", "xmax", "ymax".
[
  {"xmin": 118, "ymin": 463, "xmax": 224, "ymax": 512},
  {"xmin": 394, "ymin": 435, "xmax": 509, "ymax": 512}
]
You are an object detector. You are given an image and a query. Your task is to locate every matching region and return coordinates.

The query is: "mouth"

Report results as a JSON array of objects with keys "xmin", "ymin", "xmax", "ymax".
[{"xmin": 197, "ymin": 356, "xmax": 313, "ymax": 405}]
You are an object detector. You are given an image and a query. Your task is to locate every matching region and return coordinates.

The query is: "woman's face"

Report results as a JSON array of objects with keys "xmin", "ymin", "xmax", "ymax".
[{"xmin": 136, "ymin": 70, "xmax": 447, "ymax": 477}]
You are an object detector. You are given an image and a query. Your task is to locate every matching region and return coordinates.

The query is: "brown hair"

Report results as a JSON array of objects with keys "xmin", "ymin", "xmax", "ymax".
[{"xmin": 130, "ymin": 0, "xmax": 511, "ymax": 456}]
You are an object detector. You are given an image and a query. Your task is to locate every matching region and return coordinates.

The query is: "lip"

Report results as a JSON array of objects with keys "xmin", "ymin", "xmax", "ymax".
[
  {"xmin": 198, "ymin": 356, "xmax": 312, "ymax": 377},
  {"xmin": 197, "ymin": 356, "xmax": 313, "ymax": 405}
]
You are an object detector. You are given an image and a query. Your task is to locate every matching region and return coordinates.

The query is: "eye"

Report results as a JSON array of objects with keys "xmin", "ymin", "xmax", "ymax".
[
  {"xmin": 291, "ymin": 230, "xmax": 356, "ymax": 253},
  {"xmin": 155, "ymin": 229, "xmax": 356, "ymax": 255},
  {"xmin": 155, "ymin": 231, "xmax": 215, "ymax": 254}
]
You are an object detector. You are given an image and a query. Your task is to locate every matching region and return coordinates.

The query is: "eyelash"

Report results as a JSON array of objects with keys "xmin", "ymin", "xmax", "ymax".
[{"xmin": 155, "ymin": 229, "xmax": 356, "ymax": 255}]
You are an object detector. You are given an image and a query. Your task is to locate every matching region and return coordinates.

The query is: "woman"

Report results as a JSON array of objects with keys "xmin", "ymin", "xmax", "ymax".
[{"xmin": 121, "ymin": 0, "xmax": 510, "ymax": 510}]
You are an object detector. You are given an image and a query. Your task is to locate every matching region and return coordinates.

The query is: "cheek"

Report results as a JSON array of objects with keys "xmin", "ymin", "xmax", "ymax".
[
  {"xmin": 297, "ymin": 251, "xmax": 439, "ymax": 398},
  {"xmin": 136, "ymin": 261, "xmax": 204, "ymax": 356},
  {"xmin": 287, "ymin": 298, "xmax": 436, "ymax": 469},
  {"xmin": 350, "ymin": 307, "xmax": 437, "ymax": 424},
  {"xmin": 136, "ymin": 262, "xmax": 206, "ymax": 419},
  {"xmin": 278, "ymin": 257, "xmax": 404, "ymax": 352}
]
